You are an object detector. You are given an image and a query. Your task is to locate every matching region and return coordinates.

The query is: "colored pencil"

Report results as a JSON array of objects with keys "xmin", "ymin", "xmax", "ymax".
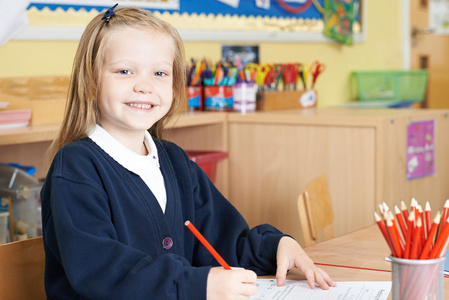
[
  {"xmin": 439, "ymin": 199, "xmax": 449, "ymax": 234},
  {"xmin": 387, "ymin": 217, "xmax": 403, "ymax": 258},
  {"xmin": 401, "ymin": 199, "xmax": 409, "ymax": 220},
  {"xmin": 185, "ymin": 220, "xmax": 231, "ymax": 270},
  {"xmin": 377, "ymin": 202, "xmax": 384, "ymax": 216},
  {"xmin": 411, "ymin": 198, "xmax": 417, "ymax": 223},
  {"xmin": 419, "ymin": 211, "xmax": 441, "ymax": 259},
  {"xmin": 429, "ymin": 215, "xmax": 449, "ymax": 259},
  {"xmin": 418, "ymin": 204, "xmax": 425, "ymax": 253},
  {"xmin": 403, "ymin": 211, "xmax": 415, "ymax": 259},
  {"xmin": 394, "ymin": 205, "xmax": 407, "ymax": 239},
  {"xmin": 425, "ymin": 201, "xmax": 432, "ymax": 237},
  {"xmin": 410, "ymin": 217, "xmax": 422, "ymax": 259},
  {"xmin": 374, "ymin": 211, "xmax": 395, "ymax": 255},
  {"xmin": 389, "ymin": 211, "xmax": 405, "ymax": 249}
]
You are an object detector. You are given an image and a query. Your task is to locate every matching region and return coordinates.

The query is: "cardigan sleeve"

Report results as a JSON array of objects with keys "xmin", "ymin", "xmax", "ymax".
[{"xmin": 41, "ymin": 144, "xmax": 211, "ymax": 300}]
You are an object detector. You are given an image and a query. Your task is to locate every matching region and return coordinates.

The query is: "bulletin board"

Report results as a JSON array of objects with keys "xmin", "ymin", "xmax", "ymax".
[
  {"xmin": 18, "ymin": 0, "xmax": 365, "ymax": 42},
  {"xmin": 28, "ymin": 0, "xmax": 323, "ymax": 18}
]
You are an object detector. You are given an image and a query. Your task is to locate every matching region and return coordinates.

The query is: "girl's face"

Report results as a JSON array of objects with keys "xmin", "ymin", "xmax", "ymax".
[{"xmin": 98, "ymin": 26, "xmax": 175, "ymax": 138}]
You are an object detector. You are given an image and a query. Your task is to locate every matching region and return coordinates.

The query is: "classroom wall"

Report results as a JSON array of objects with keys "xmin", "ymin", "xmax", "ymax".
[{"xmin": 0, "ymin": 0, "xmax": 402, "ymax": 107}]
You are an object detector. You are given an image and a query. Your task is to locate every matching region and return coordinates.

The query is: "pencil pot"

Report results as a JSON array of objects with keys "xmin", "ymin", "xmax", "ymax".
[
  {"xmin": 186, "ymin": 86, "xmax": 203, "ymax": 111},
  {"xmin": 390, "ymin": 256, "xmax": 445, "ymax": 300},
  {"xmin": 233, "ymin": 82, "xmax": 256, "ymax": 114},
  {"xmin": 203, "ymin": 86, "xmax": 233, "ymax": 111}
]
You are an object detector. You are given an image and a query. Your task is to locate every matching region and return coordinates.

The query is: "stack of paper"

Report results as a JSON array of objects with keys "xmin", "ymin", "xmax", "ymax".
[
  {"xmin": 0, "ymin": 109, "xmax": 31, "ymax": 129},
  {"xmin": 250, "ymin": 279, "xmax": 391, "ymax": 300}
]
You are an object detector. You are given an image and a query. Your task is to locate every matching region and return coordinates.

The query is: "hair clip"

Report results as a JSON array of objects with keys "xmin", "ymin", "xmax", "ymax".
[{"xmin": 101, "ymin": 3, "xmax": 118, "ymax": 21}]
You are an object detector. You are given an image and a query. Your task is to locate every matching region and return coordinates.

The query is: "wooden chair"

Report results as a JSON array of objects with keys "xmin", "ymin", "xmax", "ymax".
[
  {"xmin": 297, "ymin": 175, "xmax": 334, "ymax": 247},
  {"xmin": 0, "ymin": 236, "xmax": 46, "ymax": 300}
]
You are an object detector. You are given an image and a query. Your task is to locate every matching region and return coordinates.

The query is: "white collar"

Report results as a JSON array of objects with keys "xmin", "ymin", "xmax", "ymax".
[{"xmin": 88, "ymin": 124, "xmax": 160, "ymax": 175}]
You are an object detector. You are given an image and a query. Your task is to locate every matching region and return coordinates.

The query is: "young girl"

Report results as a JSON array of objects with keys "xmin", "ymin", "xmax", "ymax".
[{"xmin": 41, "ymin": 5, "xmax": 335, "ymax": 299}]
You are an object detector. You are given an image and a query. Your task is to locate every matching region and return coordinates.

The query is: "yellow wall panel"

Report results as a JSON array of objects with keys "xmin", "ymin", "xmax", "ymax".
[{"xmin": 0, "ymin": 1, "xmax": 402, "ymax": 107}]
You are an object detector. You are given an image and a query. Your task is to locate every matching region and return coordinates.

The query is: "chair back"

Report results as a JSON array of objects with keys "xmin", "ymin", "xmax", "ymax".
[
  {"xmin": 297, "ymin": 175, "xmax": 334, "ymax": 247},
  {"xmin": 0, "ymin": 237, "xmax": 46, "ymax": 300}
]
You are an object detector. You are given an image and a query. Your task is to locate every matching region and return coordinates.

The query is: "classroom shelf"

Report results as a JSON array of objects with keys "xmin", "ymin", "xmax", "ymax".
[{"xmin": 0, "ymin": 112, "xmax": 228, "ymax": 146}]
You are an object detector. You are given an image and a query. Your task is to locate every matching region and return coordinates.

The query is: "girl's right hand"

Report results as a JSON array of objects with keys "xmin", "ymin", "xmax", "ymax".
[{"xmin": 207, "ymin": 267, "xmax": 258, "ymax": 300}]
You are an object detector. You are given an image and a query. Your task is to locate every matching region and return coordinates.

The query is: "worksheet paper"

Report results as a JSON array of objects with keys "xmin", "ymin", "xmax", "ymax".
[{"xmin": 250, "ymin": 279, "xmax": 391, "ymax": 300}]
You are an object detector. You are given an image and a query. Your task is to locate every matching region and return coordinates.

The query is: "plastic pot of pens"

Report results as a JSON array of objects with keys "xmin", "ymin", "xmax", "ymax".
[
  {"xmin": 233, "ymin": 81, "xmax": 256, "ymax": 114},
  {"xmin": 374, "ymin": 199, "xmax": 449, "ymax": 300},
  {"xmin": 202, "ymin": 69, "xmax": 235, "ymax": 112},
  {"xmin": 185, "ymin": 86, "xmax": 203, "ymax": 111}
]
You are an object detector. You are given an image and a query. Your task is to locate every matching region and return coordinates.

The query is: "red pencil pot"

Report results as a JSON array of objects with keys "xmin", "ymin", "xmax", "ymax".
[
  {"xmin": 390, "ymin": 256, "xmax": 445, "ymax": 300},
  {"xmin": 185, "ymin": 86, "xmax": 203, "ymax": 111},
  {"xmin": 203, "ymin": 86, "xmax": 233, "ymax": 111}
]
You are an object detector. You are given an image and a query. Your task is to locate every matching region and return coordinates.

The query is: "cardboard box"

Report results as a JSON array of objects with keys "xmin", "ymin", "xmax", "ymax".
[
  {"xmin": 256, "ymin": 89, "xmax": 317, "ymax": 111},
  {"xmin": 0, "ymin": 77, "xmax": 69, "ymax": 126}
]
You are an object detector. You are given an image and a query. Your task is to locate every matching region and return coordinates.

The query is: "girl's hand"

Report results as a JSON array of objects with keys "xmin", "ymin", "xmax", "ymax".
[
  {"xmin": 275, "ymin": 236, "xmax": 336, "ymax": 289},
  {"xmin": 207, "ymin": 267, "xmax": 257, "ymax": 300}
]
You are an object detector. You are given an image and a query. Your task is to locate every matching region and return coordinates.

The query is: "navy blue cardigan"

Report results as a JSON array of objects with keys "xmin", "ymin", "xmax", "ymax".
[{"xmin": 41, "ymin": 138, "xmax": 284, "ymax": 299}]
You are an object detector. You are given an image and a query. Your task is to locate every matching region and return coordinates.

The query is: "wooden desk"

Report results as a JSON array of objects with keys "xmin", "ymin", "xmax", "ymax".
[
  {"xmin": 305, "ymin": 224, "xmax": 391, "ymax": 271},
  {"xmin": 300, "ymin": 225, "xmax": 449, "ymax": 299}
]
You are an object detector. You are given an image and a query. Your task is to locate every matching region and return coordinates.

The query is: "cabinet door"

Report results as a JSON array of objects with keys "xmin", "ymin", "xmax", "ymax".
[{"xmin": 228, "ymin": 122, "xmax": 375, "ymax": 243}]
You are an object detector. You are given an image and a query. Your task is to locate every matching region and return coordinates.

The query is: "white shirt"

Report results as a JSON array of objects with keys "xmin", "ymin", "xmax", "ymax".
[{"xmin": 89, "ymin": 125, "xmax": 167, "ymax": 213}]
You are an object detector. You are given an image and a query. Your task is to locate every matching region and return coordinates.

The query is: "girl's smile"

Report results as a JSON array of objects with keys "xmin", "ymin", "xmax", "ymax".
[{"xmin": 126, "ymin": 102, "xmax": 155, "ymax": 110}]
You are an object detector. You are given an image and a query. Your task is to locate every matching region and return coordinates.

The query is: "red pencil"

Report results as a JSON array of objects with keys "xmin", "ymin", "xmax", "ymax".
[
  {"xmin": 411, "ymin": 198, "xmax": 418, "ymax": 223},
  {"xmin": 429, "ymin": 215, "xmax": 449, "ymax": 259},
  {"xmin": 410, "ymin": 217, "xmax": 423, "ymax": 259},
  {"xmin": 424, "ymin": 201, "xmax": 432, "ymax": 238},
  {"xmin": 401, "ymin": 199, "xmax": 409, "ymax": 221},
  {"xmin": 185, "ymin": 220, "xmax": 231, "ymax": 270},
  {"xmin": 418, "ymin": 204, "xmax": 425, "ymax": 253},
  {"xmin": 439, "ymin": 199, "xmax": 449, "ymax": 234},
  {"xmin": 419, "ymin": 211, "xmax": 441, "ymax": 259},
  {"xmin": 389, "ymin": 211, "xmax": 405, "ymax": 249},
  {"xmin": 394, "ymin": 205, "xmax": 407, "ymax": 239},
  {"xmin": 387, "ymin": 217, "xmax": 403, "ymax": 258},
  {"xmin": 403, "ymin": 211, "xmax": 415, "ymax": 259},
  {"xmin": 374, "ymin": 211, "xmax": 395, "ymax": 255},
  {"xmin": 377, "ymin": 203, "xmax": 384, "ymax": 216}
]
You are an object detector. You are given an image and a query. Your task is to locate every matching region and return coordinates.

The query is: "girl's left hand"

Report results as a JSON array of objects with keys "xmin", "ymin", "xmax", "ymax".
[{"xmin": 275, "ymin": 236, "xmax": 336, "ymax": 289}]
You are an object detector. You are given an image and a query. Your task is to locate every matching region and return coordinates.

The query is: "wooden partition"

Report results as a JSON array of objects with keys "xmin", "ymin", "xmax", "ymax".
[
  {"xmin": 226, "ymin": 108, "xmax": 449, "ymax": 245},
  {"xmin": 2, "ymin": 107, "xmax": 449, "ymax": 246}
]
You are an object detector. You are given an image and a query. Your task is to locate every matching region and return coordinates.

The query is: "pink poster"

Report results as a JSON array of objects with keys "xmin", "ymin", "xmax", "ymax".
[{"xmin": 406, "ymin": 119, "xmax": 435, "ymax": 180}]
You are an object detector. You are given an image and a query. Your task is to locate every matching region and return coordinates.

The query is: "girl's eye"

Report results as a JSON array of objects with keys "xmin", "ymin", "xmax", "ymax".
[
  {"xmin": 155, "ymin": 71, "xmax": 166, "ymax": 77},
  {"xmin": 119, "ymin": 70, "xmax": 131, "ymax": 75}
]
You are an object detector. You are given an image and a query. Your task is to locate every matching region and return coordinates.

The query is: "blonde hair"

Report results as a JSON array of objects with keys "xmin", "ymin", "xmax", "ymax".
[{"xmin": 47, "ymin": 7, "xmax": 186, "ymax": 161}]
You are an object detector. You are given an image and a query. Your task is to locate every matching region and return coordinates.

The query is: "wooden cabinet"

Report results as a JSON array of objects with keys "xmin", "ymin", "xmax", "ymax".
[{"xmin": 226, "ymin": 108, "xmax": 449, "ymax": 245}]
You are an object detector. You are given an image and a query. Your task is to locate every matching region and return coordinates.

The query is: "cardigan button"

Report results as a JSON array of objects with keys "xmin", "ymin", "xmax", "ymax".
[{"xmin": 162, "ymin": 237, "xmax": 173, "ymax": 250}]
